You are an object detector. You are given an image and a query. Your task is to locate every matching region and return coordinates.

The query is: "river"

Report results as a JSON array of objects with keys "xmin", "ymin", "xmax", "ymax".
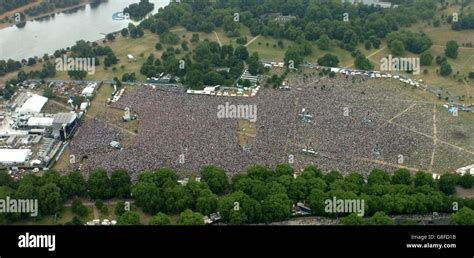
[{"xmin": 0, "ymin": 0, "xmax": 170, "ymax": 61}]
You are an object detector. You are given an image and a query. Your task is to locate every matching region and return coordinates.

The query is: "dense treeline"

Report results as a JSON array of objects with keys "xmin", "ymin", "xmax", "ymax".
[
  {"xmin": 1, "ymin": 164, "xmax": 473, "ymax": 225},
  {"xmin": 140, "ymin": 39, "xmax": 264, "ymax": 89},
  {"xmin": 0, "ymin": 0, "xmax": 34, "ymax": 15},
  {"xmin": 142, "ymin": 0, "xmax": 435, "ymax": 53},
  {"xmin": 123, "ymin": 0, "xmax": 154, "ymax": 20},
  {"xmin": 0, "ymin": 59, "xmax": 22, "ymax": 76},
  {"xmin": 0, "ymin": 169, "xmax": 131, "ymax": 224},
  {"xmin": 452, "ymin": 13, "xmax": 474, "ymax": 30},
  {"xmin": 24, "ymin": 0, "xmax": 81, "ymax": 17}
]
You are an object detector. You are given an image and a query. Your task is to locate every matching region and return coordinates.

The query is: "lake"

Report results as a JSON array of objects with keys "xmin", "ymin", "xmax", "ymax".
[{"xmin": 0, "ymin": 0, "xmax": 170, "ymax": 61}]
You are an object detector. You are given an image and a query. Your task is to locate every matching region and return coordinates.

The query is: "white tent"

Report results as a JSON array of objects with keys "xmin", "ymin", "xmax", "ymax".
[
  {"xmin": 18, "ymin": 94, "xmax": 48, "ymax": 114},
  {"xmin": 81, "ymin": 87, "xmax": 95, "ymax": 97},
  {"xmin": 0, "ymin": 149, "xmax": 31, "ymax": 164},
  {"xmin": 27, "ymin": 117, "xmax": 54, "ymax": 127}
]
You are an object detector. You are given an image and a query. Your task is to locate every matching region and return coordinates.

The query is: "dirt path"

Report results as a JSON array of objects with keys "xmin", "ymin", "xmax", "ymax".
[
  {"xmin": 214, "ymin": 31, "xmax": 222, "ymax": 47},
  {"xmin": 354, "ymin": 157, "xmax": 421, "ymax": 172},
  {"xmin": 344, "ymin": 46, "xmax": 387, "ymax": 68},
  {"xmin": 245, "ymin": 35, "xmax": 261, "ymax": 47},
  {"xmin": 388, "ymin": 103, "xmax": 417, "ymax": 123},
  {"xmin": 388, "ymin": 119, "xmax": 474, "ymax": 156},
  {"xmin": 375, "ymin": 103, "xmax": 417, "ymax": 131}
]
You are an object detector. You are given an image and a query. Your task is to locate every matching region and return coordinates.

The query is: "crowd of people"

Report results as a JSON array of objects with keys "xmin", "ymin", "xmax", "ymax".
[{"xmin": 67, "ymin": 73, "xmax": 472, "ymax": 179}]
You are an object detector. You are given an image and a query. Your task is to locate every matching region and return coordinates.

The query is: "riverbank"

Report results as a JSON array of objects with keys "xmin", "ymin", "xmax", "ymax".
[{"xmin": 0, "ymin": 0, "xmax": 92, "ymax": 30}]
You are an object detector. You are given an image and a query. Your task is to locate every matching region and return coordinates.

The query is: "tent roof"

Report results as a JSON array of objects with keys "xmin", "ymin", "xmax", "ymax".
[
  {"xmin": 18, "ymin": 94, "xmax": 48, "ymax": 114},
  {"xmin": 27, "ymin": 117, "xmax": 54, "ymax": 127},
  {"xmin": 0, "ymin": 149, "xmax": 31, "ymax": 163}
]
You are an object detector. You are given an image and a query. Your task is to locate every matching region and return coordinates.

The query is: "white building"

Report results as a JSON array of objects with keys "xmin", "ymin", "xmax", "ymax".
[
  {"xmin": 342, "ymin": 0, "xmax": 395, "ymax": 8},
  {"xmin": 18, "ymin": 94, "xmax": 48, "ymax": 115},
  {"xmin": 0, "ymin": 149, "xmax": 31, "ymax": 165},
  {"xmin": 81, "ymin": 83, "xmax": 98, "ymax": 98},
  {"xmin": 27, "ymin": 117, "xmax": 54, "ymax": 127},
  {"xmin": 456, "ymin": 165, "xmax": 474, "ymax": 175}
]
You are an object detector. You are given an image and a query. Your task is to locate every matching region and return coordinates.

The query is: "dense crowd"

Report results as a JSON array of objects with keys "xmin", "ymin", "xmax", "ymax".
[{"xmin": 68, "ymin": 73, "xmax": 473, "ymax": 179}]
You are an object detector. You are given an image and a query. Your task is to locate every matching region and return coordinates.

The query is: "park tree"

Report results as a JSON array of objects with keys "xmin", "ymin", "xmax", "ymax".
[
  {"xmin": 307, "ymin": 189, "xmax": 328, "ymax": 216},
  {"xmin": 42, "ymin": 170, "xmax": 62, "ymax": 186},
  {"xmin": 301, "ymin": 165, "xmax": 323, "ymax": 179},
  {"xmin": 247, "ymin": 165, "xmax": 272, "ymax": 182},
  {"xmin": 155, "ymin": 43, "xmax": 163, "ymax": 51},
  {"xmin": 149, "ymin": 212, "xmax": 172, "ymax": 225},
  {"xmin": 0, "ymin": 171, "xmax": 17, "ymax": 189},
  {"xmin": 266, "ymin": 181, "xmax": 288, "ymax": 196},
  {"xmin": 458, "ymin": 174, "xmax": 473, "ymax": 189},
  {"xmin": 121, "ymin": 28, "xmax": 129, "ymax": 37},
  {"xmin": 275, "ymin": 164, "xmax": 294, "ymax": 177},
  {"xmin": 132, "ymin": 182, "xmax": 163, "ymax": 214},
  {"xmin": 318, "ymin": 54, "xmax": 339, "ymax": 67},
  {"xmin": 420, "ymin": 51, "xmax": 433, "ymax": 66},
  {"xmin": 177, "ymin": 209, "xmax": 204, "ymax": 225},
  {"xmin": 38, "ymin": 183, "xmax": 63, "ymax": 215},
  {"xmin": 106, "ymin": 33, "xmax": 116, "ymax": 41},
  {"xmin": 284, "ymin": 47, "xmax": 304, "ymax": 68},
  {"xmin": 364, "ymin": 40, "xmax": 372, "ymax": 50},
  {"xmin": 163, "ymin": 185, "xmax": 193, "ymax": 213},
  {"xmin": 196, "ymin": 189, "xmax": 218, "ymax": 215},
  {"xmin": 60, "ymin": 171, "xmax": 87, "ymax": 198},
  {"xmin": 68, "ymin": 70, "xmax": 87, "ymax": 80},
  {"xmin": 71, "ymin": 198, "xmax": 89, "ymax": 218},
  {"xmin": 114, "ymin": 201, "xmax": 128, "ymax": 217},
  {"xmin": 87, "ymin": 170, "xmax": 113, "ymax": 200},
  {"xmin": 234, "ymin": 46, "xmax": 249, "ymax": 61},
  {"xmin": 369, "ymin": 211, "xmax": 394, "ymax": 225},
  {"xmin": 200, "ymin": 165, "xmax": 229, "ymax": 195},
  {"xmin": 148, "ymin": 168, "xmax": 179, "ymax": 188},
  {"xmin": 185, "ymin": 70, "xmax": 204, "ymax": 89},
  {"xmin": 262, "ymin": 193, "xmax": 292, "ymax": 223},
  {"xmin": 118, "ymin": 211, "xmax": 141, "ymax": 225},
  {"xmin": 317, "ymin": 34, "xmax": 331, "ymax": 50},
  {"xmin": 218, "ymin": 191, "xmax": 262, "ymax": 224},
  {"xmin": 354, "ymin": 54, "xmax": 374, "ymax": 70},
  {"xmin": 450, "ymin": 207, "xmax": 474, "ymax": 225},
  {"xmin": 0, "ymin": 186, "xmax": 14, "ymax": 223},
  {"xmin": 440, "ymin": 63, "xmax": 452, "ymax": 77},
  {"xmin": 306, "ymin": 177, "xmax": 328, "ymax": 192},
  {"xmin": 288, "ymin": 177, "xmax": 308, "ymax": 202},
  {"xmin": 414, "ymin": 171, "xmax": 434, "ymax": 187},
  {"xmin": 232, "ymin": 177, "xmax": 262, "ymax": 197},
  {"xmin": 445, "ymin": 40, "xmax": 459, "ymax": 59},
  {"xmin": 391, "ymin": 169, "xmax": 412, "ymax": 185},
  {"xmin": 340, "ymin": 213, "xmax": 366, "ymax": 225},
  {"xmin": 438, "ymin": 174, "xmax": 457, "ymax": 195},
  {"xmin": 368, "ymin": 169, "xmax": 391, "ymax": 185},
  {"xmin": 15, "ymin": 180, "xmax": 38, "ymax": 202},
  {"xmin": 66, "ymin": 216, "xmax": 84, "ymax": 226},
  {"xmin": 390, "ymin": 39, "xmax": 405, "ymax": 56},
  {"xmin": 324, "ymin": 171, "xmax": 343, "ymax": 184},
  {"xmin": 110, "ymin": 169, "xmax": 132, "ymax": 198}
]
